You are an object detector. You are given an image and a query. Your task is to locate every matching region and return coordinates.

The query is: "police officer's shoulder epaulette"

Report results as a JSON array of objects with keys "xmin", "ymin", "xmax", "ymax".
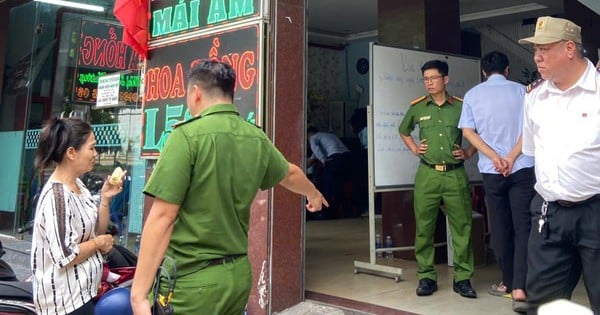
[
  {"xmin": 526, "ymin": 78, "xmax": 545, "ymax": 93},
  {"xmin": 452, "ymin": 95, "xmax": 463, "ymax": 102},
  {"xmin": 410, "ymin": 95, "xmax": 427, "ymax": 106},
  {"xmin": 173, "ymin": 115, "xmax": 202, "ymax": 128}
]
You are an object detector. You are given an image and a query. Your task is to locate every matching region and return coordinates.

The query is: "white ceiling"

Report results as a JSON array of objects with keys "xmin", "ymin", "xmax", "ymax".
[{"xmin": 307, "ymin": 0, "xmax": 564, "ymax": 38}]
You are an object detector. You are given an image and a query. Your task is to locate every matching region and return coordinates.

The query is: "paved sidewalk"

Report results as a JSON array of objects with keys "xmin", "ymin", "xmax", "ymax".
[{"xmin": 275, "ymin": 301, "xmax": 372, "ymax": 315}]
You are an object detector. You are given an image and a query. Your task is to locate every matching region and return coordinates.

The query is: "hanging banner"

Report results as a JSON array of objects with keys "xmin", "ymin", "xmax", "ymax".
[
  {"xmin": 141, "ymin": 24, "xmax": 261, "ymax": 158},
  {"xmin": 150, "ymin": 0, "xmax": 261, "ymax": 41}
]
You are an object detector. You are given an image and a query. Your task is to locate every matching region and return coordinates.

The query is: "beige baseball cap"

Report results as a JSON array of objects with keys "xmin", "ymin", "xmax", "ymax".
[{"xmin": 519, "ymin": 16, "xmax": 582, "ymax": 45}]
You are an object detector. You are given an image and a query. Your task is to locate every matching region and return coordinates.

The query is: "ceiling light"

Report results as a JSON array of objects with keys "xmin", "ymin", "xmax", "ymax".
[
  {"xmin": 34, "ymin": 0, "xmax": 105, "ymax": 12},
  {"xmin": 460, "ymin": 3, "xmax": 547, "ymax": 22}
]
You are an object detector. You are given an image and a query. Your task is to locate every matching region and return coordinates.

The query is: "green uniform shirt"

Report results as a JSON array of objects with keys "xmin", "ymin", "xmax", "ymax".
[
  {"xmin": 144, "ymin": 104, "xmax": 289, "ymax": 276},
  {"xmin": 398, "ymin": 94, "xmax": 464, "ymax": 165}
]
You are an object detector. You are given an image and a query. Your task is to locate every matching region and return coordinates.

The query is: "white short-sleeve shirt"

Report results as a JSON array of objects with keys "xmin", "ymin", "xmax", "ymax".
[
  {"xmin": 31, "ymin": 178, "xmax": 103, "ymax": 315},
  {"xmin": 522, "ymin": 59, "xmax": 600, "ymax": 202}
]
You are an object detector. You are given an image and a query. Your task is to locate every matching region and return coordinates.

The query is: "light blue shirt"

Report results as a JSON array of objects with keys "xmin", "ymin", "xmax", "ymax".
[
  {"xmin": 309, "ymin": 132, "xmax": 349, "ymax": 163},
  {"xmin": 458, "ymin": 74, "xmax": 534, "ymax": 174},
  {"xmin": 358, "ymin": 127, "xmax": 368, "ymax": 149}
]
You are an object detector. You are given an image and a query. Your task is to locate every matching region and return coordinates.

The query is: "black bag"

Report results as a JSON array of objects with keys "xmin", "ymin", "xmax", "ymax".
[
  {"xmin": 106, "ymin": 245, "xmax": 137, "ymax": 268},
  {"xmin": 152, "ymin": 256, "xmax": 176, "ymax": 315}
]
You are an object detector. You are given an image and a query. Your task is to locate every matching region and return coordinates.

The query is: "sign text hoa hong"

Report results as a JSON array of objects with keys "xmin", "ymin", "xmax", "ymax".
[{"xmin": 141, "ymin": 25, "xmax": 261, "ymax": 157}]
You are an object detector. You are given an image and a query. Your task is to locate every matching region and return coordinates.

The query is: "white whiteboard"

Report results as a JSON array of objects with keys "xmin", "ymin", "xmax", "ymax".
[{"xmin": 369, "ymin": 43, "xmax": 482, "ymax": 189}]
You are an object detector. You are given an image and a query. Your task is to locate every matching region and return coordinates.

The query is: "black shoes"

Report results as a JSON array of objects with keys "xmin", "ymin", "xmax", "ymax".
[
  {"xmin": 453, "ymin": 279, "xmax": 477, "ymax": 298},
  {"xmin": 416, "ymin": 278, "xmax": 438, "ymax": 296},
  {"xmin": 416, "ymin": 278, "xmax": 477, "ymax": 298}
]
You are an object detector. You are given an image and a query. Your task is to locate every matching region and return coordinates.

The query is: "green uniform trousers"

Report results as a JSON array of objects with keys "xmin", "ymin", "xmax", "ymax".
[
  {"xmin": 414, "ymin": 164, "xmax": 474, "ymax": 281},
  {"xmin": 159, "ymin": 256, "xmax": 252, "ymax": 315}
]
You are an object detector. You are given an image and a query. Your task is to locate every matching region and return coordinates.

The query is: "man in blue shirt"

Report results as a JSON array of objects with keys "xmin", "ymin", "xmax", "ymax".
[
  {"xmin": 458, "ymin": 51, "xmax": 536, "ymax": 312},
  {"xmin": 307, "ymin": 127, "xmax": 350, "ymax": 218}
]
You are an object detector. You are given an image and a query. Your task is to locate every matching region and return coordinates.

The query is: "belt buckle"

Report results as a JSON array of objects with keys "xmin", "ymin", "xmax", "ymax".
[{"xmin": 435, "ymin": 164, "xmax": 446, "ymax": 172}]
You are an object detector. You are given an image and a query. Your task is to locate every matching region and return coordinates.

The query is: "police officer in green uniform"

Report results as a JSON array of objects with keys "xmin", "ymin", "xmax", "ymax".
[
  {"xmin": 131, "ymin": 60, "xmax": 327, "ymax": 315},
  {"xmin": 398, "ymin": 60, "xmax": 477, "ymax": 299}
]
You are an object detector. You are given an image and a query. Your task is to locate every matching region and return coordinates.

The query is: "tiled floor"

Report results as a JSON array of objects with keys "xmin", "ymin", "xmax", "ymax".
[{"xmin": 305, "ymin": 217, "xmax": 592, "ymax": 315}]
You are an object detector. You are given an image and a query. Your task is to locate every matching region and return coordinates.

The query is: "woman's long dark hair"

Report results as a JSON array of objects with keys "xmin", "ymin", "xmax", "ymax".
[{"xmin": 34, "ymin": 118, "xmax": 92, "ymax": 170}]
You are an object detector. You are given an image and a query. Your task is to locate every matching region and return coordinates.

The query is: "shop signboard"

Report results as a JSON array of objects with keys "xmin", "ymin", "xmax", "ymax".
[
  {"xmin": 73, "ymin": 18, "xmax": 140, "ymax": 104},
  {"xmin": 141, "ymin": 24, "xmax": 261, "ymax": 157},
  {"xmin": 150, "ymin": 0, "xmax": 261, "ymax": 41}
]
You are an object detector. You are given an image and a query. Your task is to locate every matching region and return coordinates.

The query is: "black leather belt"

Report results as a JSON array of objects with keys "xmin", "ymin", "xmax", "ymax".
[
  {"xmin": 554, "ymin": 195, "xmax": 600, "ymax": 208},
  {"xmin": 206, "ymin": 254, "xmax": 245, "ymax": 266},
  {"xmin": 420, "ymin": 161, "xmax": 464, "ymax": 172}
]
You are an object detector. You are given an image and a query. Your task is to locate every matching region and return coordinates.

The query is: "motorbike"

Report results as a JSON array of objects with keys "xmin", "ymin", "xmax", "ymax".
[{"xmin": 0, "ymin": 240, "xmax": 36, "ymax": 315}]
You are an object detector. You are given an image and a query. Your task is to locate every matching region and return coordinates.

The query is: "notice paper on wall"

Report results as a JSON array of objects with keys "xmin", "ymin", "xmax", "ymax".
[{"xmin": 96, "ymin": 73, "xmax": 121, "ymax": 108}]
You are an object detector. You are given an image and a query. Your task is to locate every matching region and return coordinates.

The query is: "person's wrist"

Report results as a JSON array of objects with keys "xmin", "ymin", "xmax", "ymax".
[
  {"xmin": 91, "ymin": 238, "xmax": 100, "ymax": 250},
  {"xmin": 307, "ymin": 190, "xmax": 320, "ymax": 201},
  {"xmin": 506, "ymin": 153, "xmax": 517, "ymax": 162},
  {"xmin": 100, "ymin": 197, "xmax": 111, "ymax": 208}
]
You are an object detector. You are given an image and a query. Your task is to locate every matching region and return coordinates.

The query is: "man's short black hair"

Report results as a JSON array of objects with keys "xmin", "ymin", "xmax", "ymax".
[
  {"xmin": 481, "ymin": 51, "xmax": 509, "ymax": 75},
  {"xmin": 307, "ymin": 126, "xmax": 319, "ymax": 134},
  {"xmin": 421, "ymin": 60, "xmax": 449, "ymax": 76},
  {"xmin": 187, "ymin": 60, "xmax": 236, "ymax": 100}
]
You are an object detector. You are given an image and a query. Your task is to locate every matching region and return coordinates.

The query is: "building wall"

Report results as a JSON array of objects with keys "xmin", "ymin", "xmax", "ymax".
[{"xmin": 475, "ymin": 21, "xmax": 537, "ymax": 84}]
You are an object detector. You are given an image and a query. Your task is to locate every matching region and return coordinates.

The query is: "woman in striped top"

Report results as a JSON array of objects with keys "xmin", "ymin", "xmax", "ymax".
[{"xmin": 31, "ymin": 118, "xmax": 124, "ymax": 315}]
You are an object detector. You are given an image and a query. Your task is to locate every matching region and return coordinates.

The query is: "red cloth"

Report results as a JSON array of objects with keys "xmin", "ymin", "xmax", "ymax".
[
  {"xmin": 114, "ymin": 0, "xmax": 149, "ymax": 58},
  {"xmin": 95, "ymin": 265, "xmax": 137, "ymax": 301}
]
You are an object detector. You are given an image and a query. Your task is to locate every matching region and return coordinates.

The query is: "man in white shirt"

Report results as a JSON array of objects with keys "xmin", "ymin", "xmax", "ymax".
[{"xmin": 519, "ymin": 16, "xmax": 600, "ymax": 314}]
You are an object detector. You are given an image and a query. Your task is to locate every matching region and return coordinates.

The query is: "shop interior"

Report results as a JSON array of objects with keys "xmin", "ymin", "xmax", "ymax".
[{"xmin": 303, "ymin": 0, "xmax": 595, "ymax": 314}]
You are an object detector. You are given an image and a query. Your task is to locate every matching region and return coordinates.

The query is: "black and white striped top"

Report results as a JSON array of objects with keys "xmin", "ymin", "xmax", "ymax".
[{"xmin": 31, "ymin": 178, "xmax": 103, "ymax": 315}]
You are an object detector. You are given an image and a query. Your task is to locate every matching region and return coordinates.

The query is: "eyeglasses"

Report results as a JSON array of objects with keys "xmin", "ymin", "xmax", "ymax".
[{"xmin": 421, "ymin": 75, "xmax": 444, "ymax": 83}]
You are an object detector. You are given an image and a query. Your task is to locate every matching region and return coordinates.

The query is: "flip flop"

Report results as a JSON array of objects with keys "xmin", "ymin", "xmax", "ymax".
[{"xmin": 488, "ymin": 281, "xmax": 509, "ymax": 296}]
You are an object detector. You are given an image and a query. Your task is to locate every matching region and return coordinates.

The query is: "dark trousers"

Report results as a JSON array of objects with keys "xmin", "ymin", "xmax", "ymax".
[
  {"xmin": 354, "ymin": 149, "xmax": 369, "ymax": 212},
  {"xmin": 318, "ymin": 154, "xmax": 348, "ymax": 212},
  {"xmin": 526, "ymin": 194, "xmax": 600, "ymax": 315},
  {"xmin": 481, "ymin": 167, "xmax": 536, "ymax": 292},
  {"xmin": 68, "ymin": 299, "xmax": 94, "ymax": 315}
]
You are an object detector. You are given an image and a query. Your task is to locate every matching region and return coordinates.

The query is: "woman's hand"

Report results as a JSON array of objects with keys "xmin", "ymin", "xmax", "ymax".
[
  {"xmin": 100, "ymin": 170, "xmax": 126, "ymax": 199},
  {"xmin": 92, "ymin": 234, "xmax": 114, "ymax": 254}
]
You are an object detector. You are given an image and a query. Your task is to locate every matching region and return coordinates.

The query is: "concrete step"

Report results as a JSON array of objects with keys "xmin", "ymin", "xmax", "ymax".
[{"xmin": 0, "ymin": 236, "xmax": 32, "ymax": 281}]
